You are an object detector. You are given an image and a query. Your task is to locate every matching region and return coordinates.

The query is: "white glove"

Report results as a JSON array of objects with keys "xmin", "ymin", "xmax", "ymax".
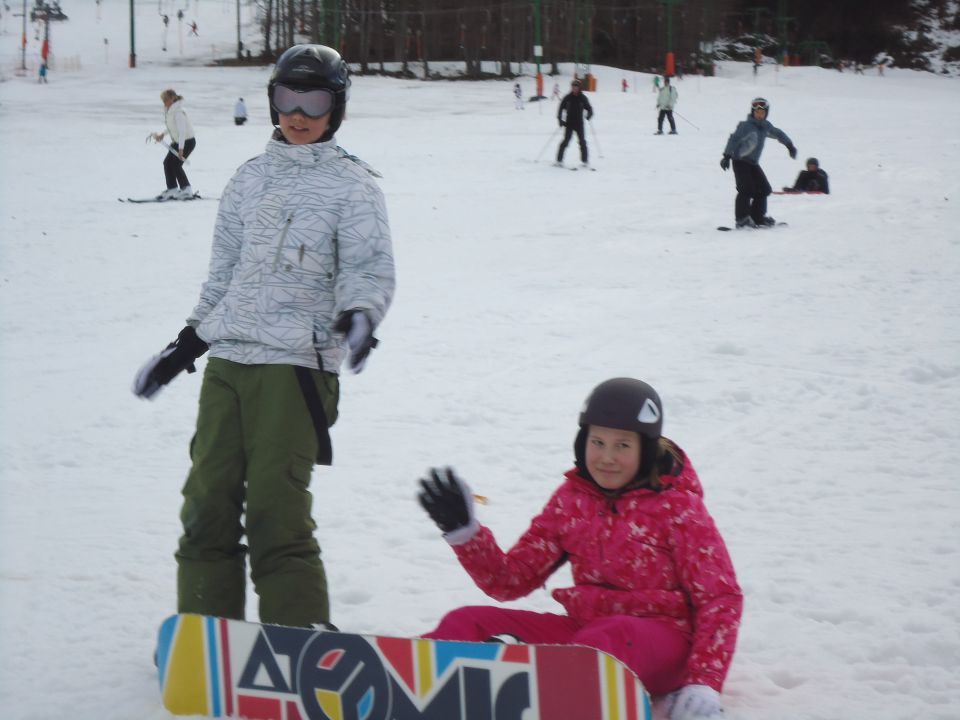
[
  {"xmin": 666, "ymin": 685, "xmax": 724, "ymax": 720},
  {"xmin": 334, "ymin": 310, "xmax": 378, "ymax": 373}
]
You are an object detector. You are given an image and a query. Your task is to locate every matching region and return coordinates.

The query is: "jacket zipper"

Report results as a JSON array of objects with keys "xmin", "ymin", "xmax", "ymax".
[{"xmin": 271, "ymin": 214, "xmax": 294, "ymax": 271}]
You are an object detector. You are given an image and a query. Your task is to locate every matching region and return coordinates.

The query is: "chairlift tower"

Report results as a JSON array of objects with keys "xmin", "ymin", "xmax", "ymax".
[{"xmin": 657, "ymin": 0, "xmax": 683, "ymax": 77}]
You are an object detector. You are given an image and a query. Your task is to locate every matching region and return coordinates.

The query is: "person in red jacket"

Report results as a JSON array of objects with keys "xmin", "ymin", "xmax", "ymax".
[{"xmin": 418, "ymin": 378, "xmax": 742, "ymax": 720}]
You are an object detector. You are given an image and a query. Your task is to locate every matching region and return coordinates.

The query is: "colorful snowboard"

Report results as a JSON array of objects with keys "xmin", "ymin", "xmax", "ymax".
[{"xmin": 157, "ymin": 613, "xmax": 652, "ymax": 720}]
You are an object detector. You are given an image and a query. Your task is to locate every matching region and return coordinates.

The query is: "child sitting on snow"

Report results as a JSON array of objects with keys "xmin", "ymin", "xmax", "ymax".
[
  {"xmin": 784, "ymin": 157, "xmax": 830, "ymax": 194},
  {"xmin": 418, "ymin": 378, "xmax": 743, "ymax": 720}
]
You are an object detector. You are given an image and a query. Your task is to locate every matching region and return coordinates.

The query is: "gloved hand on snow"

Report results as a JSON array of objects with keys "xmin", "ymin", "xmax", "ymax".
[
  {"xmin": 418, "ymin": 468, "xmax": 480, "ymax": 545},
  {"xmin": 334, "ymin": 309, "xmax": 378, "ymax": 373},
  {"xmin": 787, "ymin": 144, "xmax": 798, "ymax": 159},
  {"xmin": 666, "ymin": 684, "xmax": 724, "ymax": 720},
  {"xmin": 132, "ymin": 325, "xmax": 208, "ymax": 400},
  {"xmin": 720, "ymin": 155, "xmax": 731, "ymax": 171}
]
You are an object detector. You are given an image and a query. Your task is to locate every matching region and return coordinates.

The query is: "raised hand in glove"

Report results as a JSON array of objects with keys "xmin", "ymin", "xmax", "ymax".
[
  {"xmin": 787, "ymin": 144, "xmax": 798, "ymax": 159},
  {"xmin": 666, "ymin": 685, "xmax": 724, "ymax": 720},
  {"xmin": 132, "ymin": 325, "xmax": 208, "ymax": 399},
  {"xmin": 720, "ymin": 155, "xmax": 731, "ymax": 171},
  {"xmin": 418, "ymin": 468, "xmax": 480, "ymax": 545},
  {"xmin": 334, "ymin": 309, "xmax": 378, "ymax": 373}
]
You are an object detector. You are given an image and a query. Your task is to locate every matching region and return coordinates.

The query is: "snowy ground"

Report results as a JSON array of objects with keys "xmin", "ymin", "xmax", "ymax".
[{"xmin": 2, "ymin": 2, "xmax": 960, "ymax": 719}]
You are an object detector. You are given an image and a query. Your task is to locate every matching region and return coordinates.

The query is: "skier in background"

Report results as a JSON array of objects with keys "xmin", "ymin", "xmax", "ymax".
[
  {"xmin": 555, "ymin": 78, "xmax": 593, "ymax": 168},
  {"xmin": 513, "ymin": 82, "xmax": 524, "ymax": 110},
  {"xmin": 133, "ymin": 44, "xmax": 395, "ymax": 631},
  {"xmin": 38, "ymin": 60, "xmax": 48, "ymax": 83},
  {"xmin": 151, "ymin": 88, "xmax": 197, "ymax": 200},
  {"xmin": 551, "ymin": 81, "xmax": 561, "ymax": 100},
  {"xmin": 418, "ymin": 378, "xmax": 742, "ymax": 720},
  {"xmin": 720, "ymin": 97, "xmax": 797, "ymax": 228},
  {"xmin": 655, "ymin": 75, "xmax": 678, "ymax": 135},
  {"xmin": 234, "ymin": 96, "xmax": 248, "ymax": 125},
  {"xmin": 784, "ymin": 157, "xmax": 830, "ymax": 194}
]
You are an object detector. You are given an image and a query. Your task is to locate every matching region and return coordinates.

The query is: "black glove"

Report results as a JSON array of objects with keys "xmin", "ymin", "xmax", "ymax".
[
  {"xmin": 132, "ymin": 325, "xmax": 208, "ymax": 399},
  {"xmin": 787, "ymin": 144, "xmax": 797, "ymax": 159},
  {"xmin": 418, "ymin": 468, "xmax": 475, "ymax": 535},
  {"xmin": 334, "ymin": 309, "xmax": 379, "ymax": 373},
  {"xmin": 720, "ymin": 155, "xmax": 731, "ymax": 171}
]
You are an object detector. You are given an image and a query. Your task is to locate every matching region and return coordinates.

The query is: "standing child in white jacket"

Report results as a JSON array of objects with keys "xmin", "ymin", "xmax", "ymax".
[
  {"xmin": 655, "ymin": 76, "xmax": 678, "ymax": 135},
  {"xmin": 133, "ymin": 44, "xmax": 396, "ymax": 630}
]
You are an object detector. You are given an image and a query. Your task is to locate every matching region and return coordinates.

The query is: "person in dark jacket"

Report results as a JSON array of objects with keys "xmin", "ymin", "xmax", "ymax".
[
  {"xmin": 720, "ymin": 97, "xmax": 797, "ymax": 228},
  {"xmin": 785, "ymin": 157, "xmax": 830, "ymax": 193},
  {"xmin": 555, "ymin": 79, "xmax": 594, "ymax": 168}
]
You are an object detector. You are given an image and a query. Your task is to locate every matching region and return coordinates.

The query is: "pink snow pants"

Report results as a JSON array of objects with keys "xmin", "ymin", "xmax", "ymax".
[{"xmin": 423, "ymin": 606, "xmax": 690, "ymax": 695}]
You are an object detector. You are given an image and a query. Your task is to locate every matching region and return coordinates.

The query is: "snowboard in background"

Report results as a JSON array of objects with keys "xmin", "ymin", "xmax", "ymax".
[
  {"xmin": 157, "ymin": 613, "xmax": 652, "ymax": 720},
  {"xmin": 717, "ymin": 222, "xmax": 788, "ymax": 231}
]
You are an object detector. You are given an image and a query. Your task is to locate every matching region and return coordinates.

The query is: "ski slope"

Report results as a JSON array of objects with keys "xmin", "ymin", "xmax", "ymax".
[{"xmin": 1, "ymin": 1, "xmax": 959, "ymax": 719}]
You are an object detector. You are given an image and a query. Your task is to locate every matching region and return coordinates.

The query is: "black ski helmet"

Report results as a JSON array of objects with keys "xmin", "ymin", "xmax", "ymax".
[
  {"xmin": 574, "ymin": 378, "xmax": 664, "ymax": 480},
  {"xmin": 268, "ymin": 44, "xmax": 350, "ymax": 141},
  {"xmin": 806, "ymin": 157, "xmax": 819, "ymax": 168}
]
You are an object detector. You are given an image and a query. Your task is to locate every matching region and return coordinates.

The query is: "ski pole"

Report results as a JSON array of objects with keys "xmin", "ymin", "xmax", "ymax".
[
  {"xmin": 161, "ymin": 140, "xmax": 190, "ymax": 165},
  {"xmin": 146, "ymin": 133, "xmax": 190, "ymax": 165},
  {"xmin": 534, "ymin": 127, "xmax": 561, "ymax": 162},
  {"xmin": 588, "ymin": 119, "xmax": 604, "ymax": 159},
  {"xmin": 673, "ymin": 110, "xmax": 700, "ymax": 131}
]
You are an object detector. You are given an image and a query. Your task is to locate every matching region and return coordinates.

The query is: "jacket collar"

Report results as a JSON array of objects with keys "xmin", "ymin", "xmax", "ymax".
[{"xmin": 265, "ymin": 134, "xmax": 340, "ymax": 168}]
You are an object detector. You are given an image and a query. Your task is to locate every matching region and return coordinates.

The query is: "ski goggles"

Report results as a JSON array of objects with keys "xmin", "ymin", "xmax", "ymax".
[
  {"xmin": 751, "ymin": 98, "xmax": 769, "ymax": 111},
  {"xmin": 271, "ymin": 85, "xmax": 335, "ymax": 118}
]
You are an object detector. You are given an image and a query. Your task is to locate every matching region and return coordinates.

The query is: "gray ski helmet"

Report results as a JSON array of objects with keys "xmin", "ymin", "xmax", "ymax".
[
  {"xmin": 751, "ymin": 97, "xmax": 770, "ymax": 115},
  {"xmin": 574, "ymin": 378, "xmax": 664, "ymax": 478},
  {"xmin": 268, "ymin": 44, "xmax": 350, "ymax": 140}
]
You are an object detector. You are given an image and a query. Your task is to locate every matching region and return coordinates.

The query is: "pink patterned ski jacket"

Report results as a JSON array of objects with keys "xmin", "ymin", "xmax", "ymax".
[{"xmin": 452, "ymin": 447, "xmax": 742, "ymax": 691}]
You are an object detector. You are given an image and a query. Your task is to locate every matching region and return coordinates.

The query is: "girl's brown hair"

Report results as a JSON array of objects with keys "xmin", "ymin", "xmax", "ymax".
[
  {"xmin": 160, "ymin": 89, "xmax": 183, "ymax": 104},
  {"xmin": 641, "ymin": 437, "xmax": 683, "ymax": 492}
]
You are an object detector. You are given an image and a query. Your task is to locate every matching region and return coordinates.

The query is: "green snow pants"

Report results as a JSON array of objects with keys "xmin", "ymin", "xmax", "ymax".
[{"xmin": 175, "ymin": 357, "xmax": 339, "ymax": 627}]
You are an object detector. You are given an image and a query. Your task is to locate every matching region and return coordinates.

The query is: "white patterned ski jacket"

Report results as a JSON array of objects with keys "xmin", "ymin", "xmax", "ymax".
[{"xmin": 188, "ymin": 136, "xmax": 395, "ymax": 372}]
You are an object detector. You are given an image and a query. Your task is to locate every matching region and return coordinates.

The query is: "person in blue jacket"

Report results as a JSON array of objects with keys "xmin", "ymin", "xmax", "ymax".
[{"xmin": 720, "ymin": 98, "xmax": 797, "ymax": 228}]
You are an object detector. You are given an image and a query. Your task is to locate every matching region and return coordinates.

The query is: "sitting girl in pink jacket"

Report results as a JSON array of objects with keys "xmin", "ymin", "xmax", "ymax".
[{"xmin": 418, "ymin": 378, "xmax": 742, "ymax": 720}]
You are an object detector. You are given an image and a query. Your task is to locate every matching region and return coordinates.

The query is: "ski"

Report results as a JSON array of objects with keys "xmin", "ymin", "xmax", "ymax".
[
  {"xmin": 119, "ymin": 193, "xmax": 214, "ymax": 204},
  {"xmin": 717, "ymin": 222, "xmax": 788, "ymax": 231},
  {"xmin": 553, "ymin": 163, "xmax": 596, "ymax": 172},
  {"xmin": 772, "ymin": 190, "xmax": 824, "ymax": 195}
]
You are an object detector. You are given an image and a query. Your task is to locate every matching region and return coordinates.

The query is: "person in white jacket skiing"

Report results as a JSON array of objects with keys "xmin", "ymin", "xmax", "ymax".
[
  {"xmin": 233, "ymin": 97, "xmax": 248, "ymax": 125},
  {"xmin": 152, "ymin": 89, "xmax": 197, "ymax": 199},
  {"xmin": 133, "ymin": 45, "xmax": 396, "ymax": 630},
  {"xmin": 655, "ymin": 76, "xmax": 678, "ymax": 135}
]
